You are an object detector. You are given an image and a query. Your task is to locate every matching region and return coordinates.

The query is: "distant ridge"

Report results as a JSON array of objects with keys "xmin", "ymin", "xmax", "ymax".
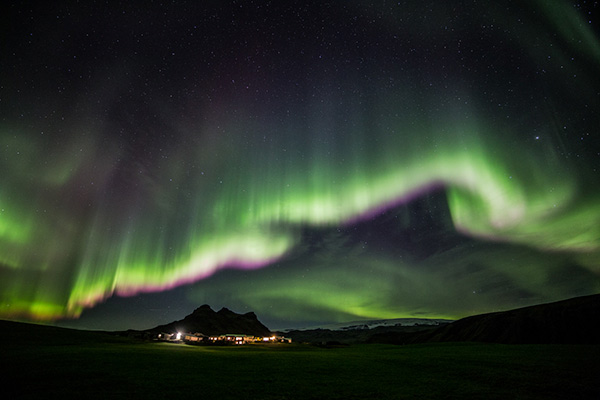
[
  {"xmin": 147, "ymin": 305, "xmax": 271, "ymax": 337},
  {"xmin": 369, "ymin": 294, "xmax": 600, "ymax": 345}
]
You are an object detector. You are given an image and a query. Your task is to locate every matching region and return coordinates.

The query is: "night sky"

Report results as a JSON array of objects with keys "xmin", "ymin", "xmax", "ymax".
[{"xmin": 1, "ymin": 1, "xmax": 599, "ymax": 331}]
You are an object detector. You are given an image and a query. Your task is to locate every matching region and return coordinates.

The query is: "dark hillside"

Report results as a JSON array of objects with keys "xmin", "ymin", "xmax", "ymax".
[
  {"xmin": 0, "ymin": 319, "xmax": 127, "ymax": 345},
  {"xmin": 369, "ymin": 294, "xmax": 600, "ymax": 344}
]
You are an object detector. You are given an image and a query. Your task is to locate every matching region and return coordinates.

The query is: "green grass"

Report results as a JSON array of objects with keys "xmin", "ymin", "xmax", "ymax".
[{"xmin": 2, "ymin": 325, "xmax": 599, "ymax": 399}]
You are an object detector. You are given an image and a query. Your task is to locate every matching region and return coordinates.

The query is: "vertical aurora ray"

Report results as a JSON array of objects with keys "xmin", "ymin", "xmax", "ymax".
[{"xmin": 1, "ymin": 0, "xmax": 599, "ymax": 324}]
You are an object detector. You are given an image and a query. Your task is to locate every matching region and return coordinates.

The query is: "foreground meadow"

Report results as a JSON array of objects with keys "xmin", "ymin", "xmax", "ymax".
[{"xmin": 2, "ymin": 323, "xmax": 599, "ymax": 399}]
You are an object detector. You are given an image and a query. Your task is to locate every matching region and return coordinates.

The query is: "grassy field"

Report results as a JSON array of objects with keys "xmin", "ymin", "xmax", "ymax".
[{"xmin": 2, "ymin": 322, "xmax": 599, "ymax": 399}]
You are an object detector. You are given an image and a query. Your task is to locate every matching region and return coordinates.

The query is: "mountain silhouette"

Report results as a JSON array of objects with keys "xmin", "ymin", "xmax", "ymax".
[{"xmin": 148, "ymin": 305, "xmax": 271, "ymax": 337}]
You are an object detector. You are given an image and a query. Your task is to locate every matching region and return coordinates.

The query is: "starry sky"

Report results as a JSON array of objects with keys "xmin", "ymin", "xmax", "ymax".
[{"xmin": 1, "ymin": 1, "xmax": 599, "ymax": 331}]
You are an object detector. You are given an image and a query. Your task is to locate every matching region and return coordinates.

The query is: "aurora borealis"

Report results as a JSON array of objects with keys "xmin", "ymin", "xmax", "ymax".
[{"xmin": 1, "ymin": 1, "xmax": 599, "ymax": 330}]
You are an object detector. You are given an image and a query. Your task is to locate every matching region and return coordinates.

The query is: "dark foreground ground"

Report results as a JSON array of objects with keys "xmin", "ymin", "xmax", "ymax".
[{"xmin": 2, "ymin": 321, "xmax": 599, "ymax": 399}]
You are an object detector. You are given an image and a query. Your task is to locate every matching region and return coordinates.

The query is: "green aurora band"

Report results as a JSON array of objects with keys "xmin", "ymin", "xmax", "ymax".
[{"xmin": 1, "ymin": 0, "xmax": 599, "ymax": 323}]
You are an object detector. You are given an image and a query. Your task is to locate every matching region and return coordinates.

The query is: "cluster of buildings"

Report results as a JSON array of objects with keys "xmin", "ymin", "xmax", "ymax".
[{"xmin": 156, "ymin": 332, "xmax": 292, "ymax": 345}]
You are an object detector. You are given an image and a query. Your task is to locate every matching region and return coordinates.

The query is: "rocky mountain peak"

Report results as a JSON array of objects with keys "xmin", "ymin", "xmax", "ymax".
[{"xmin": 149, "ymin": 305, "xmax": 271, "ymax": 336}]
